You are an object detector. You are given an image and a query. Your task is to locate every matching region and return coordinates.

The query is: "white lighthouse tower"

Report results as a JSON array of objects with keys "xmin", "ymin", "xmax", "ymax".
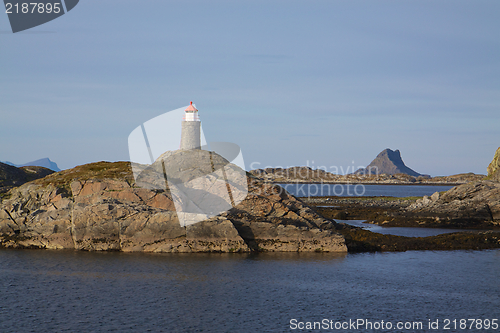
[{"xmin": 180, "ymin": 101, "xmax": 201, "ymax": 150}]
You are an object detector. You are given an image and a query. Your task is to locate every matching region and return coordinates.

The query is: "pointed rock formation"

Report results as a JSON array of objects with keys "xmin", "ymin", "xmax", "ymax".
[{"xmin": 355, "ymin": 148, "xmax": 422, "ymax": 177}]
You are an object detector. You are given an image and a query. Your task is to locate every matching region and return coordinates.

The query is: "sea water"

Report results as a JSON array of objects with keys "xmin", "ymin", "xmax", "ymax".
[
  {"xmin": 280, "ymin": 184, "xmax": 454, "ymax": 198},
  {"xmin": 0, "ymin": 250, "xmax": 499, "ymax": 332}
]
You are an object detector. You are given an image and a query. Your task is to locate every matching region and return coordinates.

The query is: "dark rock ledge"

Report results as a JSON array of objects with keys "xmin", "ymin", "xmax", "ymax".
[{"xmin": 304, "ymin": 179, "xmax": 500, "ymax": 252}]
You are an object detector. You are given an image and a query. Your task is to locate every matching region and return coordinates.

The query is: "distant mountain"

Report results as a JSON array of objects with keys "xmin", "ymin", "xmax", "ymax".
[
  {"xmin": 3, "ymin": 158, "xmax": 61, "ymax": 172},
  {"xmin": 355, "ymin": 148, "xmax": 423, "ymax": 177}
]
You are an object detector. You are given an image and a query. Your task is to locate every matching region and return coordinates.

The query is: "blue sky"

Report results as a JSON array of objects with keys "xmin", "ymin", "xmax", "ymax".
[{"xmin": 1, "ymin": 0, "xmax": 499, "ymax": 176}]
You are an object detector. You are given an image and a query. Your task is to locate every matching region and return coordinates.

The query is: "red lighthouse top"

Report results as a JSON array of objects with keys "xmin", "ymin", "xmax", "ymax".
[{"xmin": 185, "ymin": 101, "xmax": 198, "ymax": 112}]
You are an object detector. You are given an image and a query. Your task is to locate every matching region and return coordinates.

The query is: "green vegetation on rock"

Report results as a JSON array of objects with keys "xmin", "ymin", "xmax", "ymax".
[
  {"xmin": 486, "ymin": 147, "xmax": 500, "ymax": 181},
  {"xmin": 34, "ymin": 161, "xmax": 135, "ymax": 189}
]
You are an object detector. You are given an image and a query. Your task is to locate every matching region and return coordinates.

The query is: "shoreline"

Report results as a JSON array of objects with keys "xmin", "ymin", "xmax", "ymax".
[
  {"xmin": 303, "ymin": 194, "xmax": 500, "ymax": 252},
  {"xmin": 249, "ymin": 169, "xmax": 485, "ymax": 186},
  {"xmin": 303, "ymin": 195, "xmax": 500, "ymax": 228}
]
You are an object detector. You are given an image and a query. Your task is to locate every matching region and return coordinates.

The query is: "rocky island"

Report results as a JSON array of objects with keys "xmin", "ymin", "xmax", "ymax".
[
  {"xmin": 354, "ymin": 148, "xmax": 423, "ymax": 177},
  {"xmin": 0, "ymin": 155, "xmax": 347, "ymax": 253}
]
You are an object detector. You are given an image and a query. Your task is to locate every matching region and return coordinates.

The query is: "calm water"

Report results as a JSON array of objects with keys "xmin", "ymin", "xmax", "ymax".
[
  {"xmin": 1, "ymin": 250, "xmax": 499, "ymax": 333},
  {"xmin": 337, "ymin": 220, "xmax": 474, "ymax": 238},
  {"xmin": 279, "ymin": 184, "xmax": 454, "ymax": 198}
]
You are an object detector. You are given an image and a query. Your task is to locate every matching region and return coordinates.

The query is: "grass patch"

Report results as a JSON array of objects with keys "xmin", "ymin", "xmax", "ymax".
[{"xmin": 34, "ymin": 161, "xmax": 135, "ymax": 189}]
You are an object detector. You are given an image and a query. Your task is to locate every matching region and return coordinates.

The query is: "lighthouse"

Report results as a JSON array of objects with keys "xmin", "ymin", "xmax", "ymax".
[{"xmin": 180, "ymin": 101, "xmax": 201, "ymax": 150}]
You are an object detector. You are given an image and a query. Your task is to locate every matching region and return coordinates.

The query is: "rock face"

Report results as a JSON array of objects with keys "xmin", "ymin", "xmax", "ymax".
[
  {"xmin": 487, "ymin": 147, "xmax": 500, "ymax": 182},
  {"xmin": 407, "ymin": 181, "xmax": 500, "ymax": 227},
  {"xmin": 227, "ymin": 182, "xmax": 346, "ymax": 252},
  {"xmin": 355, "ymin": 148, "xmax": 422, "ymax": 177},
  {"xmin": 0, "ymin": 161, "xmax": 346, "ymax": 253}
]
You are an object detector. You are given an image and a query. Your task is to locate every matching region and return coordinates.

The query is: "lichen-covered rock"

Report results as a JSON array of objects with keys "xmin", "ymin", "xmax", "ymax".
[
  {"xmin": 487, "ymin": 147, "xmax": 500, "ymax": 182},
  {"xmin": 0, "ymin": 161, "xmax": 346, "ymax": 253}
]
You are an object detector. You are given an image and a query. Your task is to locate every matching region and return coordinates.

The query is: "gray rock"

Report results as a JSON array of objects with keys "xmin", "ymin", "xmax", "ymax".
[
  {"xmin": 407, "ymin": 181, "xmax": 500, "ymax": 226},
  {"xmin": 355, "ymin": 148, "xmax": 422, "ymax": 177}
]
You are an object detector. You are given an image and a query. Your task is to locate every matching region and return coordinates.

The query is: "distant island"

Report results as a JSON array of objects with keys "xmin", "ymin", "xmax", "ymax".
[
  {"xmin": 250, "ymin": 148, "xmax": 484, "ymax": 185},
  {"xmin": 354, "ymin": 148, "xmax": 425, "ymax": 177},
  {"xmin": 2, "ymin": 158, "xmax": 61, "ymax": 172}
]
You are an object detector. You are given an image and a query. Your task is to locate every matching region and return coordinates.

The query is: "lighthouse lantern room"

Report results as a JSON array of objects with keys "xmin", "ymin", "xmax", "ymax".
[{"xmin": 183, "ymin": 101, "xmax": 200, "ymax": 122}]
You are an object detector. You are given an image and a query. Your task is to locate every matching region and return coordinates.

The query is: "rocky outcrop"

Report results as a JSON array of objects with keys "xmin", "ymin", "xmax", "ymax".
[
  {"xmin": 303, "ymin": 197, "xmax": 500, "ymax": 251},
  {"xmin": 487, "ymin": 147, "xmax": 500, "ymax": 182},
  {"xmin": 303, "ymin": 181, "xmax": 500, "ymax": 230},
  {"xmin": 402, "ymin": 148, "xmax": 500, "ymax": 227},
  {"xmin": 406, "ymin": 181, "xmax": 500, "ymax": 227},
  {"xmin": 227, "ymin": 182, "xmax": 346, "ymax": 252},
  {"xmin": 355, "ymin": 148, "xmax": 422, "ymax": 177},
  {"xmin": 0, "ymin": 161, "xmax": 346, "ymax": 253}
]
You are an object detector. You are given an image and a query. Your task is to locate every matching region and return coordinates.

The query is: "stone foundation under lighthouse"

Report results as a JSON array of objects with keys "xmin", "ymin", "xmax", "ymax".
[{"xmin": 180, "ymin": 102, "xmax": 201, "ymax": 150}]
